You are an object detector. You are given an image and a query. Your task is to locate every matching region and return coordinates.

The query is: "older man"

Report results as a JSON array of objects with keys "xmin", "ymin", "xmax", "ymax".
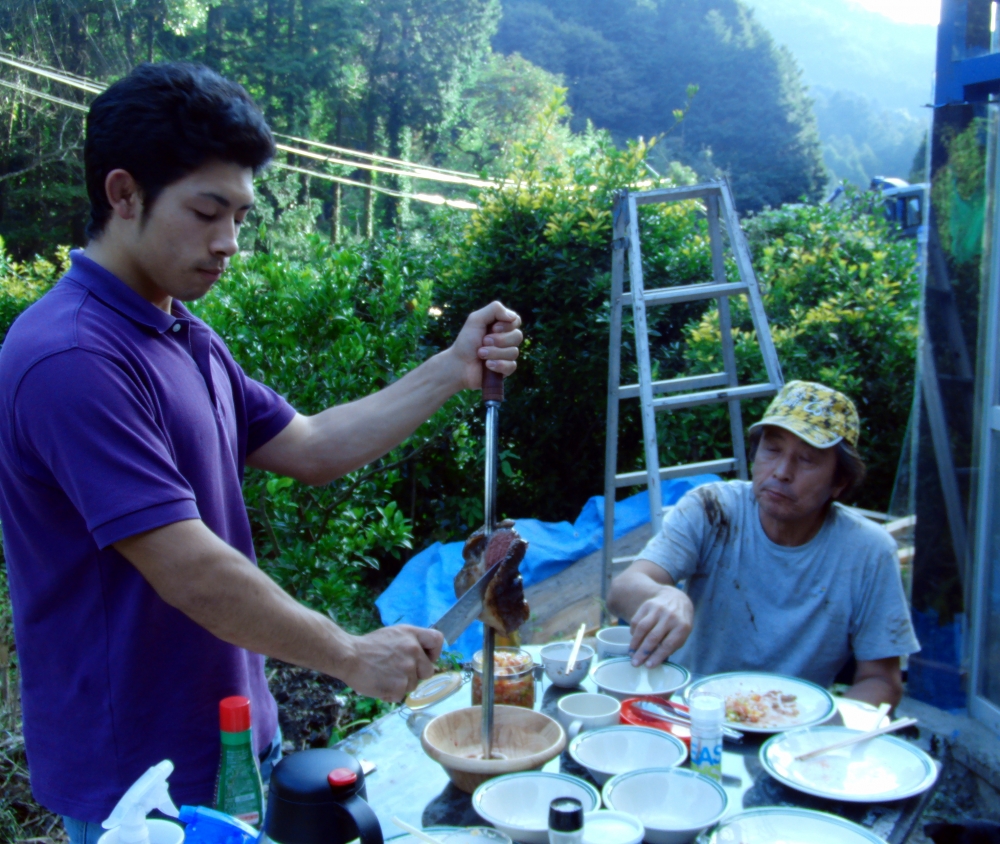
[{"xmin": 607, "ymin": 381, "xmax": 919, "ymax": 707}]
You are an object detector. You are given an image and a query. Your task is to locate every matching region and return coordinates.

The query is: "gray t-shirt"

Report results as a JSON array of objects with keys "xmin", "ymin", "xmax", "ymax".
[{"xmin": 637, "ymin": 481, "xmax": 920, "ymax": 687}]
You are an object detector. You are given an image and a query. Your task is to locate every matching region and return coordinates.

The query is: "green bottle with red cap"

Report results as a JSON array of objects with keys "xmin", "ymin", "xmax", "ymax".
[{"xmin": 214, "ymin": 695, "xmax": 265, "ymax": 828}]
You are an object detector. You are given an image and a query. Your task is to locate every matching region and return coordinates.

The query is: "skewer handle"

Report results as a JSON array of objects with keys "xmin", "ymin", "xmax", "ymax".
[{"xmin": 482, "ymin": 366, "xmax": 504, "ymax": 404}]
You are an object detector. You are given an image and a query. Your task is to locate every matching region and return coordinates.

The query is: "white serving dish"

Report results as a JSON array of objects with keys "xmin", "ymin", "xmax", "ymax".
[
  {"xmin": 582, "ymin": 809, "xmax": 644, "ymax": 844},
  {"xmin": 760, "ymin": 725, "xmax": 939, "ymax": 802},
  {"xmin": 596, "ymin": 626, "xmax": 633, "ymax": 659},
  {"xmin": 541, "ymin": 642, "xmax": 595, "ymax": 688},
  {"xmin": 601, "ymin": 768, "xmax": 727, "ymax": 844},
  {"xmin": 387, "ymin": 831, "xmax": 512, "ymax": 844},
  {"xmin": 556, "ymin": 692, "xmax": 621, "ymax": 739},
  {"xmin": 590, "ymin": 657, "xmax": 690, "ymax": 701},
  {"xmin": 472, "ymin": 771, "xmax": 601, "ymax": 844},
  {"xmin": 685, "ymin": 671, "xmax": 837, "ymax": 733},
  {"xmin": 704, "ymin": 807, "xmax": 888, "ymax": 843},
  {"xmin": 569, "ymin": 725, "xmax": 687, "ymax": 785}
]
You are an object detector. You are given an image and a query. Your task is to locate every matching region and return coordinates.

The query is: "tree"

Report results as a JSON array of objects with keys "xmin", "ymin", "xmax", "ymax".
[{"xmin": 494, "ymin": 0, "xmax": 827, "ymax": 211}]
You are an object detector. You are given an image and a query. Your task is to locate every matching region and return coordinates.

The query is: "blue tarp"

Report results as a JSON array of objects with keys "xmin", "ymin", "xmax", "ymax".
[{"xmin": 376, "ymin": 475, "xmax": 719, "ymax": 659}]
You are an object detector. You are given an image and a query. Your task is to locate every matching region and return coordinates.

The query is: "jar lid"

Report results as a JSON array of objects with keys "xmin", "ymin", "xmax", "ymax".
[
  {"xmin": 404, "ymin": 672, "xmax": 464, "ymax": 710},
  {"xmin": 549, "ymin": 797, "xmax": 583, "ymax": 832}
]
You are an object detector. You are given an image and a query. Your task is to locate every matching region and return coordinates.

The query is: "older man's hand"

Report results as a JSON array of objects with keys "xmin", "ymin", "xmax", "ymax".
[{"xmin": 628, "ymin": 586, "xmax": 694, "ymax": 668}]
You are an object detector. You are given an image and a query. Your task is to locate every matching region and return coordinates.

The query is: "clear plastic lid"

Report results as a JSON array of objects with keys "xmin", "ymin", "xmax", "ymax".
[{"xmin": 689, "ymin": 693, "xmax": 725, "ymax": 728}]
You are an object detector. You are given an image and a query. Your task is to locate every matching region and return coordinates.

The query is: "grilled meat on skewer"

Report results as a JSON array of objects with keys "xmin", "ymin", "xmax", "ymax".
[
  {"xmin": 481, "ymin": 532, "xmax": 530, "ymax": 634},
  {"xmin": 454, "ymin": 519, "xmax": 515, "ymax": 597},
  {"xmin": 453, "ymin": 521, "xmax": 529, "ymax": 635}
]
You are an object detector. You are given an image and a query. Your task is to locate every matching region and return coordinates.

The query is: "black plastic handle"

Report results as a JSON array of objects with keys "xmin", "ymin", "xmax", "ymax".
[{"xmin": 336, "ymin": 794, "xmax": 384, "ymax": 844}]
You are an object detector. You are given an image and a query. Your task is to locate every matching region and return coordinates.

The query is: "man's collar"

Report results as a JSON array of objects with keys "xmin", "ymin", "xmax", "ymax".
[{"xmin": 66, "ymin": 250, "xmax": 186, "ymax": 334}]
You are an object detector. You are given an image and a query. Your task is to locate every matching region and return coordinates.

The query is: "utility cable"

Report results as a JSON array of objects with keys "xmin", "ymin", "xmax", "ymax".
[
  {"xmin": 0, "ymin": 80, "xmax": 479, "ymax": 211},
  {"xmin": 0, "ymin": 53, "xmax": 497, "ymax": 185},
  {"xmin": 0, "ymin": 78, "xmax": 88, "ymax": 111},
  {"xmin": 275, "ymin": 143, "xmax": 496, "ymax": 188}
]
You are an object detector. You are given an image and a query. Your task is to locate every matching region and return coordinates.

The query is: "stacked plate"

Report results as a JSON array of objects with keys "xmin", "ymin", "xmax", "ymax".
[
  {"xmin": 704, "ymin": 807, "xmax": 889, "ymax": 843},
  {"xmin": 760, "ymin": 725, "xmax": 939, "ymax": 802}
]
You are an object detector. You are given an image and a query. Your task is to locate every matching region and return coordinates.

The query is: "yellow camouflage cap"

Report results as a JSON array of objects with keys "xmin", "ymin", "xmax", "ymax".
[{"xmin": 749, "ymin": 380, "xmax": 860, "ymax": 448}]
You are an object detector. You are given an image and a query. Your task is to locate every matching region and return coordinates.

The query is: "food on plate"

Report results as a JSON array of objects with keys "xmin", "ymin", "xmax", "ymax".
[
  {"xmin": 472, "ymin": 647, "xmax": 535, "ymax": 708},
  {"xmin": 725, "ymin": 690, "xmax": 800, "ymax": 725},
  {"xmin": 454, "ymin": 521, "xmax": 529, "ymax": 635}
]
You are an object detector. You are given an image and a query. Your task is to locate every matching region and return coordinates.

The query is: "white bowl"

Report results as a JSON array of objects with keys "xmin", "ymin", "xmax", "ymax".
[
  {"xmin": 472, "ymin": 771, "xmax": 601, "ymax": 844},
  {"xmin": 541, "ymin": 642, "xmax": 595, "ymax": 687},
  {"xmin": 582, "ymin": 810, "xmax": 644, "ymax": 844},
  {"xmin": 602, "ymin": 768, "xmax": 729, "ymax": 844},
  {"xmin": 590, "ymin": 657, "xmax": 690, "ymax": 701},
  {"xmin": 569, "ymin": 725, "xmax": 687, "ymax": 785},
  {"xmin": 596, "ymin": 626, "xmax": 633, "ymax": 659},
  {"xmin": 556, "ymin": 693, "xmax": 622, "ymax": 739}
]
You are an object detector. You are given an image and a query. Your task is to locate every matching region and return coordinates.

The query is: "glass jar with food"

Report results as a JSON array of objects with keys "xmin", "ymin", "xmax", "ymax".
[{"xmin": 471, "ymin": 647, "xmax": 535, "ymax": 709}]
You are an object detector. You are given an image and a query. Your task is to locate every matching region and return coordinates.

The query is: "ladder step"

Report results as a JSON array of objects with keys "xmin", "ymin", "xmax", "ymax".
[
  {"xmin": 619, "ymin": 372, "xmax": 728, "ymax": 400},
  {"xmin": 653, "ymin": 383, "xmax": 777, "ymax": 412},
  {"xmin": 634, "ymin": 183, "xmax": 723, "ymax": 204},
  {"xmin": 615, "ymin": 458, "xmax": 738, "ymax": 488},
  {"xmin": 623, "ymin": 281, "xmax": 748, "ymax": 307}
]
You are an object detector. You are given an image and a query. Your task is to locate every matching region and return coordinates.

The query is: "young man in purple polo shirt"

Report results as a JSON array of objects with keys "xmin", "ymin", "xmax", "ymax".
[{"xmin": 0, "ymin": 63, "xmax": 523, "ymax": 842}]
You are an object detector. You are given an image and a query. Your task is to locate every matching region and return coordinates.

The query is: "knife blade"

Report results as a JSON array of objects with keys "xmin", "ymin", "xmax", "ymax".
[{"xmin": 430, "ymin": 563, "xmax": 497, "ymax": 645}]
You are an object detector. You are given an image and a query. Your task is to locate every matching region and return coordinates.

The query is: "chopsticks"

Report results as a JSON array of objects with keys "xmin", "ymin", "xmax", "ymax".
[
  {"xmin": 565, "ymin": 622, "xmax": 587, "ymax": 674},
  {"xmin": 392, "ymin": 816, "xmax": 445, "ymax": 844},
  {"xmin": 794, "ymin": 717, "xmax": 918, "ymax": 761}
]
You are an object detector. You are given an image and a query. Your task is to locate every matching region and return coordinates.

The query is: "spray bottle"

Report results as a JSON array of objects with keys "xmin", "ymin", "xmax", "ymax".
[
  {"xmin": 97, "ymin": 760, "xmax": 184, "ymax": 844},
  {"xmin": 178, "ymin": 805, "xmax": 259, "ymax": 844}
]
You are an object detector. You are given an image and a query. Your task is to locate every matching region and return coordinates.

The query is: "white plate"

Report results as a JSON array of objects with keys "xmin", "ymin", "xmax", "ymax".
[
  {"xmin": 704, "ymin": 807, "xmax": 887, "ymax": 843},
  {"xmin": 685, "ymin": 672, "xmax": 836, "ymax": 733},
  {"xmin": 590, "ymin": 657, "xmax": 691, "ymax": 700},
  {"xmin": 760, "ymin": 726, "xmax": 939, "ymax": 802},
  {"xmin": 472, "ymin": 771, "xmax": 601, "ymax": 844}
]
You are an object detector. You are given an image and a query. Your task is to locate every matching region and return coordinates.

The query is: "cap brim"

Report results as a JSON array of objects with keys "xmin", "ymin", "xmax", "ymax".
[{"xmin": 749, "ymin": 418, "xmax": 843, "ymax": 450}]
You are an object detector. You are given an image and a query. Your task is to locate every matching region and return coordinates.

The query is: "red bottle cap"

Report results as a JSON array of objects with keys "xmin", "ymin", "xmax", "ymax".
[
  {"xmin": 219, "ymin": 696, "xmax": 251, "ymax": 732},
  {"xmin": 327, "ymin": 768, "xmax": 357, "ymax": 789}
]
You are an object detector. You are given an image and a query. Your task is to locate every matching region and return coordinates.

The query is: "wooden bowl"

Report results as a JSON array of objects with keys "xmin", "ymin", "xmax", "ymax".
[{"xmin": 421, "ymin": 705, "xmax": 566, "ymax": 793}]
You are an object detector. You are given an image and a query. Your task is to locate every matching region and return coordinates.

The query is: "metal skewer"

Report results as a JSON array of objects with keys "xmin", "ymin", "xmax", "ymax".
[{"xmin": 481, "ymin": 364, "xmax": 504, "ymax": 762}]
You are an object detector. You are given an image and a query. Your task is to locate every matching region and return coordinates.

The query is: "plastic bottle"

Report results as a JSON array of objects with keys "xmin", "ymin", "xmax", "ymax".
[
  {"xmin": 97, "ymin": 760, "xmax": 184, "ymax": 844},
  {"xmin": 548, "ymin": 797, "xmax": 584, "ymax": 844},
  {"xmin": 689, "ymin": 693, "xmax": 724, "ymax": 783},
  {"xmin": 178, "ymin": 805, "xmax": 259, "ymax": 844},
  {"xmin": 215, "ymin": 696, "xmax": 265, "ymax": 828}
]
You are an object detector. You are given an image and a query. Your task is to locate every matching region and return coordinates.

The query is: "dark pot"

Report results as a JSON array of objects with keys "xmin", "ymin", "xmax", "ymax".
[{"xmin": 262, "ymin": 748, "xmax": 383, "ymax": 844}]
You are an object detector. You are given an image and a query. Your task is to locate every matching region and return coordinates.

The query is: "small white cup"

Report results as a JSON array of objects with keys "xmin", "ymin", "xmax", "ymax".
[
  {"xmin": 596, "ymin": 626, "xmax": 633, "ymax": 660},
  {"xmin": 557, "ymin": 692, "xmax": 621, "ymax": 739}
]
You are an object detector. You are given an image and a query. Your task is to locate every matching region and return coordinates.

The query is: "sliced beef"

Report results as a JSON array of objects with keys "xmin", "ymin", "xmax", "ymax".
[{"xmin": 481, "ymin": 532, "xmax": 530, "ymax": 635}]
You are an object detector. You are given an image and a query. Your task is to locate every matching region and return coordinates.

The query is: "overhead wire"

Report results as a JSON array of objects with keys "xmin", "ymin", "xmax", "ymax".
[
  {"xmin": 0, "ymin": 54, "xmax": 491, "ymax": 210},
  {"xmin": 0, "ymin": 53, "xmax": 499, "ymax": 188},
  {"xmin": 0, "ymin": 78, "xmax": 89, "ymax": 111}
]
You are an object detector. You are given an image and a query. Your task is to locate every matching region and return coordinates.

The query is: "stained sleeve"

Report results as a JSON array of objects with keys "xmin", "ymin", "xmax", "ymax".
[
  {"xmin": 634, "ymin": 487, "xmax": 712, "ymax": 584},
  {"xmin": 850, "ymin": 537, "xmax": 921, "ymax": 662},
  {"xmin": 13, "ymin": 349, "xmax": 201, "ymax": 549}
]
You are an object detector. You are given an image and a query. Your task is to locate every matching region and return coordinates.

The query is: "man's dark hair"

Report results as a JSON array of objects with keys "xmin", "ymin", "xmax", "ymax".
[
  {"xmin": 85, "ymin": 62, "xmax": 275, "ymax": 239},
  {"xmin": 748, "ymin": 425, "xmax": 867, "ymax": 502}
]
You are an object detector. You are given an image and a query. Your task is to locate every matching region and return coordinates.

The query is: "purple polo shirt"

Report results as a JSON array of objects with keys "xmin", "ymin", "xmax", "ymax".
[{"xmin": 0, "ymin": 251, "xmax": 296, "ymax": 821}]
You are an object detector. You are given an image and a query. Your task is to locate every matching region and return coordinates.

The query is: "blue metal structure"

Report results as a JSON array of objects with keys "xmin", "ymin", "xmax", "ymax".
[{"xmin": 936, "ymin": 0, "xmax": 1000, "ymax": 104}]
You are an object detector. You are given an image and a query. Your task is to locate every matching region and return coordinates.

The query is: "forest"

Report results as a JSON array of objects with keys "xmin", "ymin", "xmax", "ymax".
[{"xmin": 0, "ymin": 2, "xmax": 924, "ymax": 837}]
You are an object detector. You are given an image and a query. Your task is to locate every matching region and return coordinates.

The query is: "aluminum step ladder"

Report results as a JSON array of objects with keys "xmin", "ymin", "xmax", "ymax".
[{"xmin": 601, "ymin": 181, "xmax": 784, "ymax": 614}]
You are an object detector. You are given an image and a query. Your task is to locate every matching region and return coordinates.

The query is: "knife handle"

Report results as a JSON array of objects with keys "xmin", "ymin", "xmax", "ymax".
[{"xmin": 482, "ymin": 364, "xmax": 504, "ymax": 403}]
